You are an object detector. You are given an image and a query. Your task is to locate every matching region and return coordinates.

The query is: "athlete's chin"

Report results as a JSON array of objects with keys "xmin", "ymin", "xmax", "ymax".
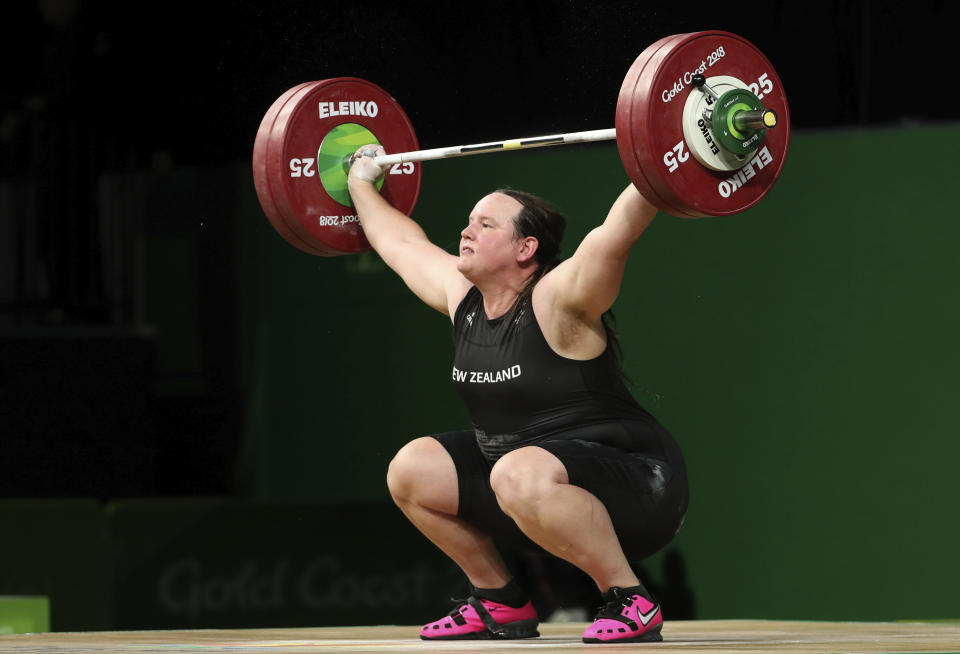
[{"xmin": 456, "ymin": 261, "xmax": 481, "ymax": 284}]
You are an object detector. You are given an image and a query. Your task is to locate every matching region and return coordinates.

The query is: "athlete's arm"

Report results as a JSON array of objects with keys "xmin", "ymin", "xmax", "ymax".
[
  {"xmin": 541, "ymin": 183, "xmax": 657, "ymax": 319},
  {"xmin": 348, "ymin": 147, "xmax": 469, "ymax": 316}
]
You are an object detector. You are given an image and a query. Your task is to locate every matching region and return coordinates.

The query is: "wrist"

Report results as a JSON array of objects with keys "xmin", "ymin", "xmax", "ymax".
[{"xmin": 348, "ymin": 175, "xmax": 376, "ymax": 189}]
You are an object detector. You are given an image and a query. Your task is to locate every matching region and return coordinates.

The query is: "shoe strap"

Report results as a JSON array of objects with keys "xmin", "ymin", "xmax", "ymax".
[
  {"xmin": 466, "ymin": 596, "xmax": 505, "ymax": 636},
  {"xmin": 596, "ymin": 594, "xmax": 639, "ymax": 630}
]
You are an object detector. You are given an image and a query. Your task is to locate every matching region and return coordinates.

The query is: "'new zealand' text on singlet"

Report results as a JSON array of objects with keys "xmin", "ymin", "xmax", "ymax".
[{"xmin": 452, "ymin": 285, "xmax": 665, "ymax": 462}]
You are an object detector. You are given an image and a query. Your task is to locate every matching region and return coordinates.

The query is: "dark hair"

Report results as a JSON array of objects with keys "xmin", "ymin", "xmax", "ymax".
[
  {"xmin": 497, "ymin": 188, "xmax": 565, "ymax": 281},
  {"xmin": 495, "ymin": 189, "xmax": 624, "ymax": 369}
]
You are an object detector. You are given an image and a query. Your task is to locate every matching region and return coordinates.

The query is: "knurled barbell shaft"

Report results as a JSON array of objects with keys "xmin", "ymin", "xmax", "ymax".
[
  {"xmin": 371, "ymin": 110, "xmax": 779, "ymax": 167},
  {"xmin": 372, "ymin": 128, "xmax": 618, "ymax": 166}
]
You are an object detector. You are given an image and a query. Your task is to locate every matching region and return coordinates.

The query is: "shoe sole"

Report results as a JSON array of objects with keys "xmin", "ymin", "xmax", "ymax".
[
  {"xmin": 421, "ymin": 619, "xmax": 540, "ymax": 641},
  {"xmin": 582, "ymin": 623, "xmax": 663, "ymax": 643}
]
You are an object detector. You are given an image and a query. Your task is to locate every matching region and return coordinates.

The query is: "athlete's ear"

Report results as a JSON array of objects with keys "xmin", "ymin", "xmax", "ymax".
[{"xmin": 516, "ymin": 236, "xmax": 538, "ymax": 264}]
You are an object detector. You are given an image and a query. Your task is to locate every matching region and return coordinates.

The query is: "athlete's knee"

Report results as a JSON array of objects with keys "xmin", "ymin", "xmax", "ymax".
[
  {"xmin": 387, "ymin": 437, "xmax": 432, "ymax": 503},
  {"xmin": 489, "ymin": 447, "xmax": 565, "ymax": 513},
  {"xmin": 386, "ymin": 436, "xmax": 456, "ymax": 510}
]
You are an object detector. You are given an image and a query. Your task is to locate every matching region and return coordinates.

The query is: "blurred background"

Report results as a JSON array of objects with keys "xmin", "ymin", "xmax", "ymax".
[{"xmin": 1, "ymin": 0, "xmax": 958, "ymax": 634}]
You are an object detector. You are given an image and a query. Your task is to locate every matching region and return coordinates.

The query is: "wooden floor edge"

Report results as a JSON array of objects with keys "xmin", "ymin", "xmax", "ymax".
[{"xmin": 3, "ymin": 617, "xmax": 960, "ymax": 639}]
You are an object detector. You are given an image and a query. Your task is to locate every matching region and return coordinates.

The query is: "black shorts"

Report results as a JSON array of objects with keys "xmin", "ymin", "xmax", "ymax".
[{"xmin": 433, "ymin": 429, "xmax": 689, "ymax": 561}]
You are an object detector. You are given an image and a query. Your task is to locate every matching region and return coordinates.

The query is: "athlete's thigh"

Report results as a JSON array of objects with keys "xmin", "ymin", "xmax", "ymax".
[
  {"xmin": 536, "ymin": 438, "xmax": 689, "ymax": 559},
  {"xmin": 433, "ymin": 431, "xmax": 541, "ymax": 552}
]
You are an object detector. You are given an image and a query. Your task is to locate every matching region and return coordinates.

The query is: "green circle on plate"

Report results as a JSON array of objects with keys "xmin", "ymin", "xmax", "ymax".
[{"xmin": 317, "ymin": 123, "xmax": 384, "ymax": 208}]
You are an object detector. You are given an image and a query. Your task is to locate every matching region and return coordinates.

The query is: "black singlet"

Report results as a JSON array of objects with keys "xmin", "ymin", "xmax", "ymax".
[{"xmin": 452, "ymin": 285, "xmax": 669, "ymax": 462}]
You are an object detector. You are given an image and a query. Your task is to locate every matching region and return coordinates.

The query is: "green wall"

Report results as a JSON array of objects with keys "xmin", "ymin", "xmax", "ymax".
[
  {"xmin": 0, "ymin": 501, "xmax": 113, "ymax": 631},
  {"xmin": 235, "ymin": 124, "xmax": 960, "ymax": 621}
]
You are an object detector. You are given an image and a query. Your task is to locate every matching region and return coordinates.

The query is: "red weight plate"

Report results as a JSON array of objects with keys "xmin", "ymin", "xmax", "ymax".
[
  {"xmin": 253, "ymin": 82, "xmax": 339, "ymax": 256},
  {"xmin": 267, "ymin": 77, "xmax": 422, "ymax": 254},
  {"xmin": 626, "ymin": 31, "xmax": 790, "ymax": 217},
  {"xmin": 263, "ymin": 81, "xmax": 344, "ymax": 255},
  {"xmin": 617, "ymin": 33, "xmax": 701, "ymax": 218}
]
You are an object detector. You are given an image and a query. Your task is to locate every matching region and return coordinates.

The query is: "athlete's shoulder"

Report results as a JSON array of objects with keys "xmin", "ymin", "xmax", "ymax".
[{"xmin": 452, "ymin": 285, "xmax": 481, "ymax": 325}]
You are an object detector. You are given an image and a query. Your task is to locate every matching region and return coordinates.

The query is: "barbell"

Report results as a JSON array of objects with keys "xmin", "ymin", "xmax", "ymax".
[{"xmin": 252, "ymin": 30, "xmax": 790, "ymax": 256}]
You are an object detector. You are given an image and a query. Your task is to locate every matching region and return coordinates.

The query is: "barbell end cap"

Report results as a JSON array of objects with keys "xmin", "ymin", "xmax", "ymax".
[
  {"xmin": 691, "ymin": 73, "xmax": 705, "ymax": 87},
  {"xmin": 763, "ymin": 109, "xmax": 778, "ymax": 128}
]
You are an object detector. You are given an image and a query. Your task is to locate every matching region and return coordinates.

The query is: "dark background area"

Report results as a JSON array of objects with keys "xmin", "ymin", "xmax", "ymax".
[
  {"xmin": 0, "ymin": 0, "xmax": 957, "ymax": 498},
  {"xmin": 2, "ymin": 0, "xmax": 955, "ymax": 172}
]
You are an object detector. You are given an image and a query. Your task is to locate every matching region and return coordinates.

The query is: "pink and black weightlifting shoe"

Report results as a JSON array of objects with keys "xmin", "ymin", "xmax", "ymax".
[
  {"xmin": 419, "ymin": 596, "xmax": 540, "ymax": 640},
  {"xmin": 582, "ymin": 586, "xmax": 663, "ymax": 643}
]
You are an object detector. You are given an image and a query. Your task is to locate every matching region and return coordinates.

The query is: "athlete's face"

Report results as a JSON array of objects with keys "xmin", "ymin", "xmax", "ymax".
[{"xmin": 457, "ymin": 193, "xmax": 526, "ymax": 278}]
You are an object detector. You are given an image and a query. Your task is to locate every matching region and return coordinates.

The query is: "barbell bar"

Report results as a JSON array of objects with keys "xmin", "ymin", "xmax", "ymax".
[{"xmin": 371, "ymin": 128, "xmax": 618, "ymax": 166}]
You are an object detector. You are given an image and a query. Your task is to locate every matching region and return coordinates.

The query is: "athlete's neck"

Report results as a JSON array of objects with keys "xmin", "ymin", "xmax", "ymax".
[{"xmin": 475, "ymin": 270, "xmax": 537, "ymax": 320}]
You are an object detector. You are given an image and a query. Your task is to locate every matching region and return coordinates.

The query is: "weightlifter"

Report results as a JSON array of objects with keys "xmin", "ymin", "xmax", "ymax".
[{"xmin": 348, "ymin": 146, "xmax": 688, "ymax": 644}]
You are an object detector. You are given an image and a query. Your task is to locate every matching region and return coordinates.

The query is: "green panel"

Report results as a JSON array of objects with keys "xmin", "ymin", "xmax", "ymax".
[
  {"xmin": 634, "ymin": 125, "xmax": 960, "ymax": 623},
  {"xmin": 0, "ymin": 596, "xmax": 49, "ymax": 635},
  {"xmin": 0, "ymin": 501, "xmax": 113, "ymax": 631},
  {"xmin": 107, "ymin": 499, "xmax": 464, "ymax": 629},
  {"xmin": 234, "ymin": 124, "xmax": 960, "ymax": 622}
]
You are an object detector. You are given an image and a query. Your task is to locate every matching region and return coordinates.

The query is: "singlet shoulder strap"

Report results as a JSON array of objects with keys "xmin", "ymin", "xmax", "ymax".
[{"xmin": 453, "ymin": 286, "xmax": 481, "ymax": 329}]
